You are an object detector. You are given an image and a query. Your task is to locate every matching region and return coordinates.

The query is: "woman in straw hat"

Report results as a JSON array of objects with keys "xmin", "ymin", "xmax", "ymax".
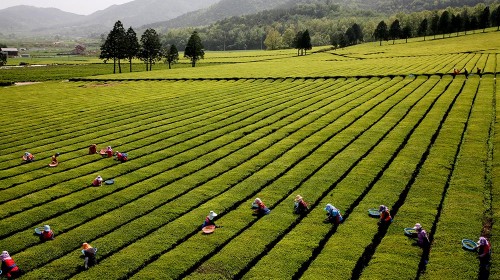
[
  {"xmin": 202, "ymin": 211, "xmax": 219, "ymax": 228},
  {"xmin": 0, "ymin": 251, "xmax": 21, "ymax": 279},
  {"xmin": 81, "ymin": 243, "xmax": 97, "ymax": 269},
  {"xmin": 294, "ymin": 195, "xmax": 309, "ymax": 214}
]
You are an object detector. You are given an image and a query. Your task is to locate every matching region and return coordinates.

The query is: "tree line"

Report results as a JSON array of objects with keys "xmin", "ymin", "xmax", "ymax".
[
  {"xmin": 158, "ymin": 2, "xmax": 499, "ymax": 52},
  {"xmin": 373, "ymin": 4, "xmax": 500, "ymax": 46},
  {"xmin": 99, "ymin": 3, "xmax": 500, "ymax": 73},
  {"xmin": 100, "ymin": 21, "xmax": 204, "ymax": 73}
]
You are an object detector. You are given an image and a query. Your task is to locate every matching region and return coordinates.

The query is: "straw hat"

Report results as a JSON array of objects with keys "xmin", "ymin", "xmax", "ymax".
[
  {"xmin": 44, "ymin": 225, "xmax": 50, "ymax": 231},
  {"xmin": 295, "ymin": 195, "xmax": 303, "ymax": 201},
  {"xmin": 254, "ymin": 198, "xmax": 262, "ymax": 203},
  {"xmin": 208, "ymin": 211, "xmax": 217, "ymax": 220},
  {"xmin": 414, "ymin": 223, "xmax": 422, "ymax": 230}
]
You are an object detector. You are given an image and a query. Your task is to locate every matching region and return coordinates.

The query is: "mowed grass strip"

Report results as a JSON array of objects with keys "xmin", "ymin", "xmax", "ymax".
[
  {"xmin": 122, "ymin": 77, "xmax": 416, "ymax": 279},
  {"xmin": 237, "ymin": 76, "xmax": 439, "ymax": 280},
  {"xmin": 358, "ymin": 76, "xmax": 481, "ymax": 279},
  {"xmin": 420, "ymin": 75, "xmax": 494, "ymax": 279},
  {"xmin": 299, "ymin": 75, "xmax": 461, "ymax": 279},
  {"xmin": 10, "ymin": 77, "xmax": 364, "ymax": 276}
]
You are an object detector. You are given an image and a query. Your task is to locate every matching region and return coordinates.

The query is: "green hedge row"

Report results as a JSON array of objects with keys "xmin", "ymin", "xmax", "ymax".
[
  {"xmin": 420, "ymin": 75, "xmax": 495, "ymax": 279},
  {"xmin": 61, "ymin": 77, "xmax": 402, "ymax": 279},
  {"xmin": 122, "ymin": 77, "xmax": 416, "ymax": 279},
  {"xmin": 13, "ymin": 77, "xmax": 362, "ymax": 278},
  {"xmin": 299, "ymin": 75, "xmax": 462, "ymax": 279},
  {"xmin": 359, "ymin": 76, "xmax": 481, "ymax": 279}
]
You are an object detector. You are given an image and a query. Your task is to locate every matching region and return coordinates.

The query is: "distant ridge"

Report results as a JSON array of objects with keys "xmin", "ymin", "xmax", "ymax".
[{"xmin": 0, "ymin": 0, "xmax": 220, "ymax": 36}]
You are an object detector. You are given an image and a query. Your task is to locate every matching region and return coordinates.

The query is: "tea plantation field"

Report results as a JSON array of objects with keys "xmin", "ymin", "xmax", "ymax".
[{"xmin": 0, "ymin": 31, "xmax": 498, "ymax": 279}]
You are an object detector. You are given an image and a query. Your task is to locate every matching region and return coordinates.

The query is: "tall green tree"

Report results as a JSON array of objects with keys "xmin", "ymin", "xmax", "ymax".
[
  {"xmin": 470, "ymin": 15, "xmax": 479, "ymax": 33},
  {"xmin": 431, "ymin": 14, "xmax": 440, "ymax": 39},
  {"xmin": 184, "ymin": 31, "xmax": 205, "ymax": 67},
  {"xmin": 389, "ymin": 19, "xmax": 401, "ymax": 44},
  {"xmin": 351, "ymin": 23, "xmax": 363, "ymax": 44},
  {"xmin": 492, "ymin": 5, "xmax": 500, "ymax": 31},
  {"xmin": 418, "ymin": 18, "xmax": 428, "ymax": 40},
  {"xmin": 0, "ymin": 52, "xmax": 6, "ymax": 66},
  {"xmin": 125, "ymin": 27, "xmax": 139, "ymax": 72},
  {"xmin": 164, "ymin": 44, "xmax": 179, "ymax": 69},
  {"xmin": 301, "ymin": 29, "xmax": 312, "ymax": 55},
  {"xmin": 401, "ymin": 24, "xmax": 412, "ymax": 43},
  {"xmin": 461, "ymin": 10, "xmax": 471, "ymax": 34},
  {"xmin": 438, "ymin": 10, "xmax": 450, "ymax": 38},
  {"xmin": 139, "ymin": 28, "xmax": 162, "ymax": 71},
  {"xmin": 374, "ymin": 20, "xmax": 388, "ymax": 46},
  {"xmin": 100, "ymin": 20, "xmax": 127, "ymax": 74},
  {"xmin": 264, "ymin": 28, "xmax": 282, "ymax": 50},
  {"xmin": 293, "ymin": 31, "xmax": 304, "ymax": 55},
  {"xmin": 479, "ymin": 6, "xmax": 490, "ymax": 32},
  {"xmin": 450, "ymin": 14, "xmax": 462, "ymax": 36}
]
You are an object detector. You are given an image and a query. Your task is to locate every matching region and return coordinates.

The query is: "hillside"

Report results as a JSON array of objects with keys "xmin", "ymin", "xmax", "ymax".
[
  {"xmin": 0, "ymin": 6, "xmax": 84, "ymax": 34},
  {"xmin": 0, "ymin": 0, "xmax": 220, "ymax": 37},
  {"xmin": 145, "ymin": 0, "xmax": 292, "ymax": 29}
]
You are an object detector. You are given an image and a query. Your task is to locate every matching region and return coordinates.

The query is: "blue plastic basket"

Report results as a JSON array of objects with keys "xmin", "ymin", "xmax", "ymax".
[
  {"xmin": 368, "ymin": 208, "xmax": 380, "ymax": 218},
  {"xmin": 404, "ymin": 227, "xmax": 417, "ymax": 237},
  {"xmin": 462, "ymin": 239, "xmax": 478, "ymax": 251}
]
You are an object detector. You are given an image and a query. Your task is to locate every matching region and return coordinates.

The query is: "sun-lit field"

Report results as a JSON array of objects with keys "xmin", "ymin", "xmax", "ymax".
[{"xmin": 0, "ymin": 30, "xmax": 498, "ymax": 279}]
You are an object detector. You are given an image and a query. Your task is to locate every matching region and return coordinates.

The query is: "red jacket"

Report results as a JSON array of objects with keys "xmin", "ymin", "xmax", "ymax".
[
  {"xmin": 42, "ymin": 230, "xmax": 54, "ymax": 241},
  {"xmin": 478, "ymin": 243, "xmax": 491, "ymax": 258},
  {"xmin": 380, "ymin": 210, "xmax": 392, "ymax": 222},
  {"xmin": 2, "ymin": 257, "xmax": 19, "ymax": 277}
]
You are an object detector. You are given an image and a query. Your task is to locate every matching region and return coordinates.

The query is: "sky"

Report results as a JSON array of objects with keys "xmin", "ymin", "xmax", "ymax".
[{"xmin": 0, "ymin": 0, "xmax": 134, "ymax": 15}]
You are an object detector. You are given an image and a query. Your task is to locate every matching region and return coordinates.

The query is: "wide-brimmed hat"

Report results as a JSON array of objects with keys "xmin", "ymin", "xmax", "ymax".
[
  {"xmin": 414, "ymin": 223, "xmax": 422, "ymax": 230},
  {"xmin": 44, "ymin": 225, "xmax": 50, "ymax": 231},
  {"xmin": 1, "ymin": 251, "xmax": 10, "ymax": 260},
  {"xmin": 295, "ymin": 195, "xmax": 303, "ymax": 201},
  {"xmin": 82, "ymin": 242, "xmax": 92, "ymax": 250},
  {"xmin": 97, "ymin": 176, "xmax": 102, "ymax": 180},
  {"xmin": 478, "ymin": 237, "xmax": 488, "ymax": 245},
  {"xmin": 208, "ymin": 211, "xmax": 217, "ymax": 220},
  {"xmin": 254, "ymin": 198, "xmax": 262, "ymax": 203}
]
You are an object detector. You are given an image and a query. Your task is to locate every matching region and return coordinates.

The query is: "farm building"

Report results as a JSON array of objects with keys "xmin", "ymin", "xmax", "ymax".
[{"xmin": 0, "ymin": 48, "xmax": 19, "ymax": 57}]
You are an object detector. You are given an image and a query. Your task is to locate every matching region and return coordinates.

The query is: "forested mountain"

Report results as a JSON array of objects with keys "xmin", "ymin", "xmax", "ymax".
[
  {"xmin": 0, "ymin": 6, "xmax": 84, "ymax": 34},
  {"xmin": 159, "ymin": 0, "xmax": 499, "ymax": 51},
  {"xmin": 145, "ymin": 0, "xmax": 292, "ymax": 29},
  {"xmin": 0, "ymin": 0, "xmax": 495, "ymax": 39},
  {"xmin": 77, "ymin": 0, "xmax": 220, "ymax": 31},
  {"xmin": 0, "ymin": 0, "xmax": 220, "ymax": 37}
]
